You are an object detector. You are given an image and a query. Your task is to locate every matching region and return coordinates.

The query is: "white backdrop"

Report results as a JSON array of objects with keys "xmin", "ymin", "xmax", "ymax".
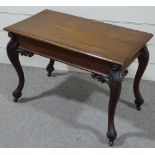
[{"xmin": 0, "ymin": 6, "xmax": 155, "ymax": 81}]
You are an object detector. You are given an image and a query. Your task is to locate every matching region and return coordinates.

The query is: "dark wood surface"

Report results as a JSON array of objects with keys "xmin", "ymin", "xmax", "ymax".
[
  {"xmin": 133, "ymin": 46, "xmax": 149, "ymax": 110},
  {"xmin": 16, "ymin": 35, "xmax": 114, "ymax": 74},
  {"xmin": 4, "ymin": 9, "xmax": 153, "ymax": 68}
]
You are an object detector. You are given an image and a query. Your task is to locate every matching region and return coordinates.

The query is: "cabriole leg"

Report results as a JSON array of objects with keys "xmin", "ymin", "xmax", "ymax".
[
  {"xmin": 106, "ymin": 68, "xmax": 123, "ymax": 146},
  {"xmin": 133, "ymin": 46, "xmax": 149, "ymax": 111},
  {"xmin": 7, "ymin": 33, "xmax": 25, "ymax": 102},
  {"xmin": 46, "ymin": 59, "xmax": 55, "ymax": 77}
]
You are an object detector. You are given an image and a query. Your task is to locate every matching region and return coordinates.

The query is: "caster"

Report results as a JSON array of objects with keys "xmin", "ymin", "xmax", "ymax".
[
  {"xmin": 109, "ymin": 140, "xmax": 114, "ymax": 146},
  {"xmin": 107, "ymin": 130, "xmax": 116, "ymax": 147}
]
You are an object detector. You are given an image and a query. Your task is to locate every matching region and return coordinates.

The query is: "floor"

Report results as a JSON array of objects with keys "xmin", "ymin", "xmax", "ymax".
[{"xmin": 0, "ymin": 63, "xmax": 155, "ymax": 148}]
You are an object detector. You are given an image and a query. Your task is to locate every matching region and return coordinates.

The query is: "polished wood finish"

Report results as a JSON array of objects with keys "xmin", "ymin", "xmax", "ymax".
[
  {"xmin": 4, "ymin": 9, "xmax": 153, "ymax": 69},
  {"xmin": 92, "ymin": 66, "xmax": 124, "ymax": 146},
  {"xmin": 106, "ymin": 67, "xmax": 123, "ymax": 146},
  {"xmin": 16, "ymin": 35, "xmax": 113, "ymax": 75},
  {"xmin": 134, "ymin": 46, "xmax": 149, "ymax": 110},
  {"xmin": 7, "ymin": 33, "xmax": 25, "ymax": 102},
  {"xmin": 4, "ymin": 9, "xmax": 153, "ymax": 146}
]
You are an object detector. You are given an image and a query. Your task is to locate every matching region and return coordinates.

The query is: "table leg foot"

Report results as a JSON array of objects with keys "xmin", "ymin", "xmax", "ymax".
[
  {"xmin": 46, "ymin": 59, "xmax": 55, "ymax": 77},
  {"xmin": 133, "ymin": 46, "xmax": 149, "ymax": 110},
  {"xmin": 107, "ymin": 129, "xmax": 116, "ymax": 146},
  {"xmin": 135, "ymin": 100, "xmax": 142, "ymax": 111},
  {"xmin": 13, "ymin": 90, "xmax": 22, "ymax": 102},
  {"xmin": 7, "ymin": 33, "xmax": 25, "ymax": 102}
]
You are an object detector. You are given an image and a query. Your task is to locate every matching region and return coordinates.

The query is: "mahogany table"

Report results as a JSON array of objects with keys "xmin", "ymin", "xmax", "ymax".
[{"xmin": 4, "ymin": 9, "xmax": 153, "ymax": 146}]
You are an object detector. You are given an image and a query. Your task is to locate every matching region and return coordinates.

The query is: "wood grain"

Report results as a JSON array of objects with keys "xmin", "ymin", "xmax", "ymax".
[{"xmin": 4, "ymin": 9, "xmax": 153, "ymax": 68}]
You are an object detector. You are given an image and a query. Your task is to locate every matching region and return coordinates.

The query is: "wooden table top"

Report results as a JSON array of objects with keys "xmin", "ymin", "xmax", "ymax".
[{"xmin": 4, "ymin": 9, "xmax": 153, "ymax": 66}]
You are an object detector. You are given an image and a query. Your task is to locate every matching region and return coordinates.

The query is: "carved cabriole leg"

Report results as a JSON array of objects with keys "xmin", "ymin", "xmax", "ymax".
[
  {"xmin": 134, "ymin": 46, "xmax": 149, "ymax": 111},
  {"xmin": 106, "ymin": 67, "xmax": 123, "ymax": 146},
  {"xmin": 91, "ymin": 66, "xmax": 123, "ymax": 146},
  {"xmin": 46, "ymin": 59, "xmax": 55, "ymax": 77},
  {"xmin": 7, "ymin": 33, "xmax": 25, "ymax": 102}
]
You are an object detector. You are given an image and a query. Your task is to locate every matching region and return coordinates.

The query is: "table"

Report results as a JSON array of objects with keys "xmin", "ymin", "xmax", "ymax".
[{"xmin": 4, "ymin": 9, "xmax": 153, "ymax": 146}]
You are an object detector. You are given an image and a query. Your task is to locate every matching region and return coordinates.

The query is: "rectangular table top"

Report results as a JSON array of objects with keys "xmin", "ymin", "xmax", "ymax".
[{"xmin": 4, "ymin": 9, "xmax": 153, "ymax": 67}]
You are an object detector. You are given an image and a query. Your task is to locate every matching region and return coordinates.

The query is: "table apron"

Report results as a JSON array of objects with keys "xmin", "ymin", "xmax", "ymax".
[{"xmin": 17, "ymin": 36, "xmax": 118, "ymax": 75}]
